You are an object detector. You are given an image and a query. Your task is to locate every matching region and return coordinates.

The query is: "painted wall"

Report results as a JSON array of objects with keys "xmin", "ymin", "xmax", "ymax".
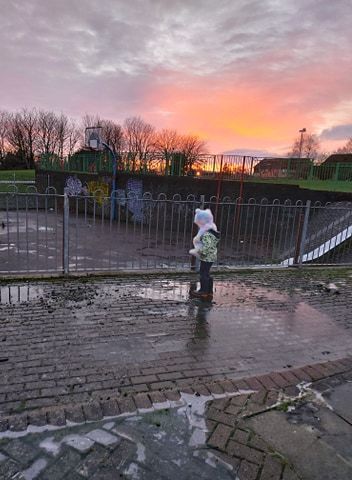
[{"xmin": 36, "ymin": 169, "xmax": 352, "ymax": 204}]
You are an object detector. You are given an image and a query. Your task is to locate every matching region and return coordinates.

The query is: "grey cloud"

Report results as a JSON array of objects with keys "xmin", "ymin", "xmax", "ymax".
[
  {"xmin": 320, "ymin": 124, "xmax": 352, "ymax": 140},
  {"xmin": 0, "ymin": 0, "xmax": 351, "ymax": 130}
]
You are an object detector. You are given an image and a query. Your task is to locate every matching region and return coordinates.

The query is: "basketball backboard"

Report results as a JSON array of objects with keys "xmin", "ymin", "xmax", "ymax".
[{"xmin": 85, "ymin": 126, "xmax": 103, "ymax": 150}]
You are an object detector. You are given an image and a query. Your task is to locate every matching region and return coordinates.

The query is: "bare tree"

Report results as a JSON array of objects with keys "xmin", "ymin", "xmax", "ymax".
[
  {"xmin": 124, "ymin": 117, "xmax": 155, "ymax": 162},
  {"xmin": 154, "ymin": 128, "xmax": 182, "ymax": 173},
  {"xmin": 36, "ymin": 110, "xmax": 60, "ymax": 156},
  {"xmin": 178, "ymin": 134, "xmax": 208, "ymax": 172},
  {"xmin": 0, "ymin": 110, "xmax": 9, "ymax": 160},
  {"xmin": 65, "ymin": 119, "xmax": 82, "ymax": 156},
  {"xmin": 288, "ymin": 133, "xmax": 320, "ymax": 159},
  {"xmin": 7, "ymin": 108, "xmax": 38, "ymax": 168},
  {"xmin": 100, "ymin": 120, "xmax": 125, "ymax": 155},
  {"xmin": 336, "ymin": 138, "xmax": 352, "ymax": 154}
]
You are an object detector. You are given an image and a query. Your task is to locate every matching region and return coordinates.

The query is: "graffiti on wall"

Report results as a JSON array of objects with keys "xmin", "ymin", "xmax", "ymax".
[
  {"xmin": 87, "ymin": 181, "xmax": 109, "ymax": 206},
  {"xmin": 127, "ymin": 178, "xmax": 144, "ymax": 223},
  {"xmin": 115, "ymin": 178, "xmax": 145, "ymax": 223},
  {"xmin": 64, "ymin": 176, "xmax": 85, "ymax": 196}
]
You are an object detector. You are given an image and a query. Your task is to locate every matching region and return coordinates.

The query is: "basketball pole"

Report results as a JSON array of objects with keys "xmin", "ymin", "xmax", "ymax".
[{"xmin": 102, "ymin": 142, "xmax": 117, "ymax": 220}]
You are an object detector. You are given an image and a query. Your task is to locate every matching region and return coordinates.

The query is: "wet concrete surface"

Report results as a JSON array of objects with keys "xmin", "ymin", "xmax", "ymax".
[
  {"xmin": 0, "ymin": 270, "xmax": 352, "ymax": 415},
  {"xmin": 246, "ymin": 379, "xmax": 352, "ymax": 480}
]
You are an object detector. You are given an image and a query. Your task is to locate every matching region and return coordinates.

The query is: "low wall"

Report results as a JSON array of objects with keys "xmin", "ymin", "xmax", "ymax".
[{"xmin": 35, "ymin": 169, "xmax": 352, "ymax": 204}]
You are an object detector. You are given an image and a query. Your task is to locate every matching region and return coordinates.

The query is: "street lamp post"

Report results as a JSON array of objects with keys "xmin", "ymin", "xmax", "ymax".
[{"xmin": 298, "ymin": 128, "xmax": 306, "ymax": 158}]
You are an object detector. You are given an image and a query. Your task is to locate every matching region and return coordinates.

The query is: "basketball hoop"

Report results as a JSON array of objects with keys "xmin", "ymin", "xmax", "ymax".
[{"xmin": 85, "ymin": 126, "xmax": 103, "ymax": 150}]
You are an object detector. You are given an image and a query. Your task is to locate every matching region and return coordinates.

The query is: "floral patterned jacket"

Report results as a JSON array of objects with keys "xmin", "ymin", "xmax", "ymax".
[{"xmin": 199, "ymin": 229, "xmax": 220, "ymax": 262}]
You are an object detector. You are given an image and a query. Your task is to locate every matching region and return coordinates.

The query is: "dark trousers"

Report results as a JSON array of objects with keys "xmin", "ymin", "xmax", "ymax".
[{"xmin": 200, "ymin": 261, "xmax": 213, "ymax": 293}]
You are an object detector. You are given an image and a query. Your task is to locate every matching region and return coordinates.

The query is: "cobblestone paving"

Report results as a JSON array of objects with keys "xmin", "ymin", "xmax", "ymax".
[
  {"xmin": 1, "ymin": 360, "xmax": 351, "ymax": 479},
  {"xmin": 0, "ymin": 268, "xmax": 352, "ymax": 418}
]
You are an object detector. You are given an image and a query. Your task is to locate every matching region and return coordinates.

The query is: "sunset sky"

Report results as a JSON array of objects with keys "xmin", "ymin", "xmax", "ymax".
[{"xmin": 1, "ymin": 0, "xmax": 352, "ymax": 155}]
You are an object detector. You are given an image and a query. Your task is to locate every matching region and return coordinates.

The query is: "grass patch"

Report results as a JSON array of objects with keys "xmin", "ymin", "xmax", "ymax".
[
  {"xmin": 0, "ymin": 169, "xmax": 36, "ymax": 193},
  {"xmin": 0, "ymin": 169, "xmax": 35, "ymax": 181},
  {"xmin": 244, "ymin": 178, "xmax": 352, "ymax": 193}
]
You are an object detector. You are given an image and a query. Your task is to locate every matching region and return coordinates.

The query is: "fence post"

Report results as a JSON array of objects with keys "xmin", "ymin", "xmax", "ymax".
[
  {"xmin": 62, "ymin": 193, "xmax": 69, "ymax": 275},
  {"xmin": 294, "ymin": 200, "xmax": 311, "ymax": 267},
  {"xmin": 334, "ymin": 163, "xmax": 340, "ymax": 181}
]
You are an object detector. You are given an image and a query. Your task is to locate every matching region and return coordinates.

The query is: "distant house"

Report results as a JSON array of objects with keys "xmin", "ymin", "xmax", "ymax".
[
  {"xmin": 322, "ymin": 153, "xmax": 352, "ymax": 164},
  {"xmin": 320, "ymin": 153, "xmax": 352, "ymax": 181},
  {"xmin": 253, "ymin": 158, "xmax": 312, "ymax": 178}
]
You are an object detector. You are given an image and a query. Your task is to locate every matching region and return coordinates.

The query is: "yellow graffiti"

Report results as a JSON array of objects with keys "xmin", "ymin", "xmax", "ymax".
[{"xmin": 87, "ymin": 181, "xmax": 109, "ymax": 206}]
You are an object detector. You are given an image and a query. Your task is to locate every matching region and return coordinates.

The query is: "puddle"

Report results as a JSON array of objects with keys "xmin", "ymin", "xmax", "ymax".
[
  {"xmin": 0, "ymin": 285, "xmax": 44, "ymax": 304},
  {"xmin": 98, "ymin": 279, "xmax": 290, "ymax": 307}
]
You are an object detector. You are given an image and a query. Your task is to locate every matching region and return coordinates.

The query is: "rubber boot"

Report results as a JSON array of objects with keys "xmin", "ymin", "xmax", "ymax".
[{"xmin": 208, "ymin": 277, "xmax": 214, "ymax": 294}]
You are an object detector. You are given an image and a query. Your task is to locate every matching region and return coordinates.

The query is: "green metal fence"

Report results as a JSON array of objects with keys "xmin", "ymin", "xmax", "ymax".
[{"xmin": 38, "ymin": 152, "xmax": 352, "ymax": 184}]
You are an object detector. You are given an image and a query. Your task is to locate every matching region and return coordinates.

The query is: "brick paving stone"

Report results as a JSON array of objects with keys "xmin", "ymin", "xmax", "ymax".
[
  {"xmin": 117, "ymin": 396, "xmax": 136, "ymax": 414},
  {"xmin": 225, "ymin": 404, "xmax": 242, "ymax": 416},
  {"xmin": 218, "ymin": 379, "xmax": 238, "ymax": 393},
  {"xmin": 133, "ymin": 393, "xmax": 153, "ymax": 411},
  {"xmin": 75, "ymin": 445, "xmax": 108, "ymax": 478},
  {"xmin": 250, "ymin": 390, "xmax": 267, "ymax": 405},
  {"xmin": 206, "ymin": 382, "xmax": 225, "ymax": 395},
  {"xmin": 47, "ymin": 407, "xmax": 66, "ymax": 426},
  {"xmin": 0, "ymin": 418, "xmax": 9, "ymax": 432},
  {"xmin": 257, "ymin": 375, "xmax": 280, "ymax": 390},
  {"xmin": 83, "ymin": 402, "xmax": 103, "ymax": 421},
  {"xmin": 207, "ymin": 423, "xmax": 233, "ymax": 450},
  {"xmin": 288, "ymin": 367, "xmax": 312, "ymax": 382},
  {"xmin": 211, "ymin": 398, "xmax": 229, "ymax": 410},
  {"xmin": 28, "ymin": 410, "xmax": 47, "ymax": 426},
  {"xmin": 237, "ymin": 460, "xmax": 260, "ymax": 480},
  {"xmin": 149, "ymin": 381, "xmax": 175, "ymax": 391},
  {"xmin": 86, "ymin": 429, "xmax": 120, "ymax": 447},
  {"xmin": 164, "ymin": 390, "xmax": 181, "ymax": 402},
  {"xmin": 279, "ymin": 370, "xmax": 301, "ymax": 385},
  {"xmin": 148, "ymin": 391, "xmax": 167, "ymax": 405},
  {"xmin": 2, "ymin": 439, "xmax": 37, "ymax": 467},
  {"xmin": 227, "ymin": 441, "xmax": 264, "ymax": 464},
  {"xmin": 248, "ymin": 435, "xmax": 269, "ymax": 452},
  {"xmin": 8, "ymin": 413, "xmax": 28, "ymax": 431},
  {"xmin": 21, "ymin": 458, "xmax": 48, "ymax": 479},
  {"xmin": 232, "ymin": 429, "xmax": 250, "ymax": 445},
  {"xmin": 64, "ymin": 435, "xmax": 95, "ymax": 453},
  {"xmin": 119, "ymin": 384, "xmax": 149, "ymax": 395},
  {"xmin": 265, "ymin": 391, "xmax": 280, "ymax": 407},
  {"xmin": 207, "ymin": 407, "xmax": 238, "ymax": 428},
  {"xmin": 104, "ymin": 440, "xmax": 136, "ymax": 470},
  {"xmin": 130, "ymin": 374, "xmax": 158, "ymax": 385},
  {"xmin": 301, "ymin": 365, "xmax": 324, "ymax": 381},
  {"xmin": 100, "ymin": 399, "xmax": 120, "ymax": 417},
  {"xmin": 245, "ymin": 377, "xmax": 264, "ymax": 391},
  {"xmin": 157, "ymin": 371, "xmax": 184, "ymax": 381},
  {"xmin": 230, "ymin": 394, "xmax": 250, "ymax": 407},
  {"xmin": 193, "ymin": 383, "xmax": 212, "ymax": 396},
  {"xmin": 233, "ymin": 379, "xmax": 252, "ymax": 391},
  {"xmin": 65, "ymin": 405, "xmax": 85, "ymax": 423},
  {"xmin": 269, "ymin": 373, "xmax": 291, "ymax": 388},
  {"xmin": 259, "ymin": 455, "xmax": 283, "ymax": 479}
]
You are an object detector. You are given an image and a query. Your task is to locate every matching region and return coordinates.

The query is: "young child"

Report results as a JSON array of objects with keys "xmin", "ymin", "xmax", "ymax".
[{"xmin": 189, "ymin": 208, "xmax": 220, "ymax": 299}]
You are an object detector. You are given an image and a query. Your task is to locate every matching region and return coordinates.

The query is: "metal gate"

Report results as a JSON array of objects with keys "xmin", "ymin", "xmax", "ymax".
[{"xmin": 1, "ymin": 192, "xmax": 351, "ymax": 275}]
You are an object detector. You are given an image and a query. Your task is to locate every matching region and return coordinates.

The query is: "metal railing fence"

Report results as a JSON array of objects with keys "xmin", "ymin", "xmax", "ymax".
[
  {"xmin": 38, "ymin": 152, "xmax": 352, "ymax": 184},
  {"xmin": 1, "ymin": 189, "xmax": 352, "ymax": 275}
]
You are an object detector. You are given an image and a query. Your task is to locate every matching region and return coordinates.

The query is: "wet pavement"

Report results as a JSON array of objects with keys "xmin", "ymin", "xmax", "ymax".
[
  {"xmin": 0, "ymin": 392, "xmax": 238, "ymax": 480},
  {"xmin": 0, "ymin": 269, "xmax": 352, "ymax": 416}
]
